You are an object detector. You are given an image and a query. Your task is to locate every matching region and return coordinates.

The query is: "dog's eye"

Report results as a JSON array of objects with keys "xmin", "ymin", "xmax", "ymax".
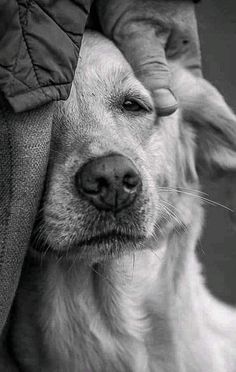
[{"xmin": 123, "ymin": 99, "xmax": 149, "ymax": 113}]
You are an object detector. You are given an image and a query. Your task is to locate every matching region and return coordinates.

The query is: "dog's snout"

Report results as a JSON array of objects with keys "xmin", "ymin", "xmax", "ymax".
[{"xmin": 75, "ymin": 154, "xmax": 141, "ymax": 211}]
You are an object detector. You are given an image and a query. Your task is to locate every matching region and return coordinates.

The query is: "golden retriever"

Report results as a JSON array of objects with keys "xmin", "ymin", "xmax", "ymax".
[{"xmin": 9, "ymin": 31, "xmax": 236, "ymax": 372}]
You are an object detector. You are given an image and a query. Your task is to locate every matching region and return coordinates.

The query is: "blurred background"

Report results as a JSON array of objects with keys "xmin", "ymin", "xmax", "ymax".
[{"xmin": 196, "ymin": 0, "xmax": 236, "ymax": 304}]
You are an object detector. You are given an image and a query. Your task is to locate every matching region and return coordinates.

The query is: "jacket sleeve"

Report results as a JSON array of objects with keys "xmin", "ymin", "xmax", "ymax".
[{"xmin": 0, "ymin": 0, "xmax": 93, "ymax": 112}]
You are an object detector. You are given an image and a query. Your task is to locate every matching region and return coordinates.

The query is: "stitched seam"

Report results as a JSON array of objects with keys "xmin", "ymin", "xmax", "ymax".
[
  {"xmin": 7, "ymin": 81, "xmax": 71, "ymax": 98},
  {"xmin": 0, "ymin": 66, "xmax": 71, "ymax": 92},
  {"xmin": 12, "ymin": 0, "xmax": 32, "ymax": 75},
  {"xmin": 72, "ymin": 0, "xmax": 90, "ymax": 16},
  {"xmin": 17, "ymin": 0, "xmax": 44, "ymax": 92},
  {"xmin": 12, "ymin": 30, "xmax": 24, "ymax": 75},
  {"xmin": 0, "ymin": 70, "xmax": 71, "ymax": 100},
  {"xmin": 33, "ymin": 0, "xmax": 83, "ymax": 48},
  {"xmin": 0, "ymin": 66, "xmax": 33, "ymax": 90}
]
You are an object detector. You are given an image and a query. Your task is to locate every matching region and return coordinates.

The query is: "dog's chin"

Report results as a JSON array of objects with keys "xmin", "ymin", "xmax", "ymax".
[{"xmin": 31, "ymin": 232, "xmax": 146, "ymax": 263}]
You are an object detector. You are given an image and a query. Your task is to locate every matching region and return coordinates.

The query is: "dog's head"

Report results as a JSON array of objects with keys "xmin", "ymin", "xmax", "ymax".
[{"xmin": 33, "ymin": 31, "xmax": 236, "ymax": 263}]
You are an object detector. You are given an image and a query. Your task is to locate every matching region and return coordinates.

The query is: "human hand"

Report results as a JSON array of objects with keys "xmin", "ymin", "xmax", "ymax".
[{"xmin": 96, "ymin": 0, "xmax": 201, "ymax": 116}]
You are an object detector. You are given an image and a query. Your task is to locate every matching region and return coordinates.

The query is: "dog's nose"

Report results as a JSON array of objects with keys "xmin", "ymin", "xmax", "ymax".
[{"xmin": 75, "ymin": 154, "xmax": 141, "ymax": 211}]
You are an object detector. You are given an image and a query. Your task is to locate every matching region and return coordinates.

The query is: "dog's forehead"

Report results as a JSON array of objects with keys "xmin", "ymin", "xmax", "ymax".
[{"xmin": 76, "ymin": 32, "xmax": 133, "ymax": 88}]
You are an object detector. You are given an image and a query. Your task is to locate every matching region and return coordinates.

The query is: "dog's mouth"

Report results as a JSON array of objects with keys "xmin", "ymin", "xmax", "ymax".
[
  {"xmin": 74, "ymin": 231, "xmax": 145, "ymax": 247},
  {"xmin": 31, "ymin": 230, "xmax": 146, "ymax": 261}
]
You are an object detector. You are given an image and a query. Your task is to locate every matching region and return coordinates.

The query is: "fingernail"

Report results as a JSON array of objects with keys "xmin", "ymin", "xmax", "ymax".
[{"xmin": 153, "ymin": 89, "xmax": 178, "ymax": 117}]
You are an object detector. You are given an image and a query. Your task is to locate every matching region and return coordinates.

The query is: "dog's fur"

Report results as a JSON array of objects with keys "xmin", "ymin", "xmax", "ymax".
[{"xmin": 10, "ymin": 31, "xmax": 236, "ymax": 372}]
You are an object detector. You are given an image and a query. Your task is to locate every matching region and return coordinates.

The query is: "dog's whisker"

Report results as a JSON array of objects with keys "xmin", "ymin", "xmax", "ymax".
[
  {"xmin": 158, "ymin": 188, "xmax": 233, "ymax": 212},
  {"xmin": 160, "ymin": 203, "xmax": 184, "ymax": 230},
  {"xmin": 160, "ymin": 201, "xmax": 188, "ymax": 232},
  {"xmin": 154, "ymin": 209, "xmax": 186, "ymax": 238},
  {"xmin": 158, "ymin": 186, "xmax": 207, "ymax": 196},
  {"xmin": 88, "ymin": 263, "xmax": 118, "ymax": 293},
  {"xmin": 149, "ymin": 245, "xmax": 162, "ymax": 262},
  {"xmin": 131, "ymin": 252, "xmax": 136, "ymax": 281},
  {"xmin": 49, "ymin": 148, "xmax": 69, "ymax": 161}
]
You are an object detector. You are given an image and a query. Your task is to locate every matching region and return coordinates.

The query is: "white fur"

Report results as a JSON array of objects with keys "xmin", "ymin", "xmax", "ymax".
[{"xmin": 11, "ymin": 31, "xmax": 236, "ymax": 372}]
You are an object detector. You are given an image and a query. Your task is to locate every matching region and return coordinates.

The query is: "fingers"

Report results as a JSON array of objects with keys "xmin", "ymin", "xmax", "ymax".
[
  {"xmin": 117, "ymin": 25, "xmax": 177, "ymax": 116},
  {"xmin": 96, "ymin": 0, "xmax": 178, "ymax": 116},
  {"xmin": 153, "ymin": 89, "xmax": 177, "ymax": 116},
  {"xmin": 97, "ymin": 0, "xmax": 200, "ymax": 116}
]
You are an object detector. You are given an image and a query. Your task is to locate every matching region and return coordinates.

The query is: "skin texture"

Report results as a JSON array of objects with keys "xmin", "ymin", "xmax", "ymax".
[
  {"xmin": 10, "ymin": 32, "xmax": 236, "ymax": 372},
  {"xmin": 96, "ymin": 0, "xmax": 202, "ymax": 116}
]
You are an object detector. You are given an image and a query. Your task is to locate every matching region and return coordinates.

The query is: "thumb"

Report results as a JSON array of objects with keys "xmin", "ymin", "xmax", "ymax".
[{"xmin": 116, "ymin": 26, "xmax": 178, "ymax": 116}]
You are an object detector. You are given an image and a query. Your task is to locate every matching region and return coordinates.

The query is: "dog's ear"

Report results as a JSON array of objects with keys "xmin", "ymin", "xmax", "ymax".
[
  {"xmin": 174, "ymin": 68, "xmax": 236, "ymax": 174},
  {"xmin": 173, "ymin": 69, "xmax": 236, "ymax": 224}
]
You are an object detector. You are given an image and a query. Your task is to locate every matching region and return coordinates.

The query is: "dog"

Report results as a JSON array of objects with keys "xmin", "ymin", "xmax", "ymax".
[{"xmin": 8, "ymin": 30, "xmax": 236, "ymax": 372}]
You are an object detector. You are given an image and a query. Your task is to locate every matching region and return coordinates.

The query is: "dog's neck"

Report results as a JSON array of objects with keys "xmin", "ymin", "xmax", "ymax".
[
  {"xmin": 26, "ymin": 202, "xmax": 224, "ymax": 372},
  {"xmin": 15, "ymin": 201, "xmax": 234, "ymax": 372}
]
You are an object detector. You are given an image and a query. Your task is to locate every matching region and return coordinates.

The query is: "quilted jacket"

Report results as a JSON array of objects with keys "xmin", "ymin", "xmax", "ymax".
[{"xmin": 0, "ymin": 0, "xmax": 93, "ymax": 112}]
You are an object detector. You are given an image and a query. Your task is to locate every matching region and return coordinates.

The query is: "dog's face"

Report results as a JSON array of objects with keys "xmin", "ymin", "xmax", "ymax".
[{"xmin": 33, "ymin": 32, "xmax": 236, "ymax": 263}]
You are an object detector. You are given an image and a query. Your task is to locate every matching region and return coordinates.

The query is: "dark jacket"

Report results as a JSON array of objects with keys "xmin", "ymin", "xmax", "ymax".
[
  {"xmin": 0, "ymin": 0, "xmax": 93, "ymax": 112},
  {"xmin": 0, "ymin": 0, "xmax": 93, "ymax": 343}
]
